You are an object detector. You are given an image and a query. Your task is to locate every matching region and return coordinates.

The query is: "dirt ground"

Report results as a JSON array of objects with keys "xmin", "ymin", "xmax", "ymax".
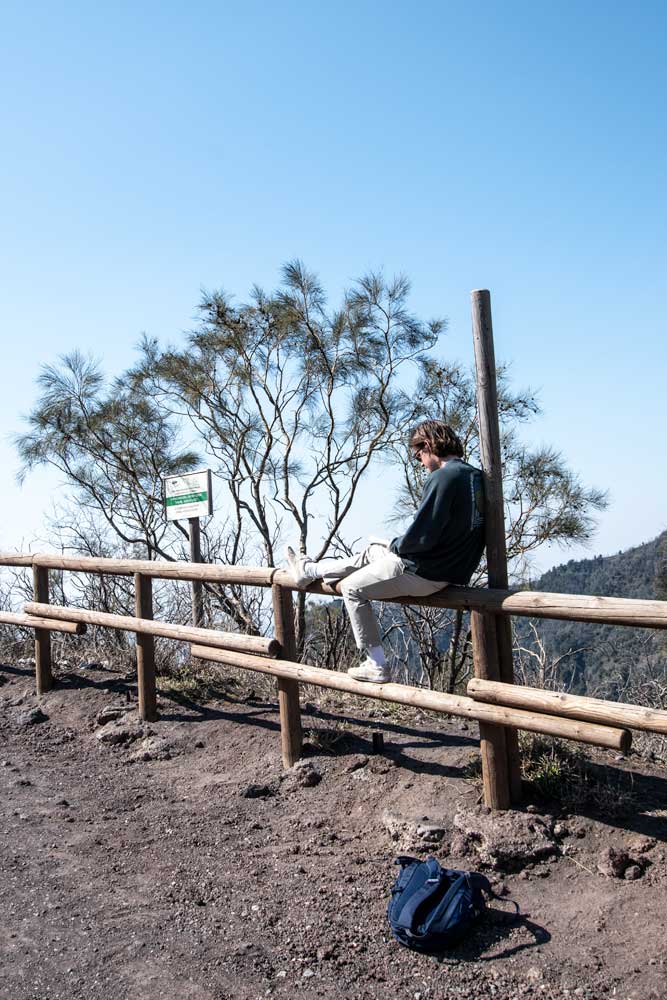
[{"xmin": 1, "ymin": 657, "xmax": 667, "ymax": 1000}]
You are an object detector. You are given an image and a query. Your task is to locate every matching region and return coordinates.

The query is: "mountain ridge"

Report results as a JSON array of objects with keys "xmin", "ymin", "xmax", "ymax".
[{"xmin": 519, "ymin": 531, "xmax": 667, "ymax": 695}]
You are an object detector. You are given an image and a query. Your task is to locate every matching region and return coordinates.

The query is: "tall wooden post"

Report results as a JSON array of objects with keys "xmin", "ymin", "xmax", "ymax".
[
  {"xmin": 134, "ymin": 572, "xmax": 158, "ymax": 721},
  {"xmin": 471, "ymin": 288, "xmax": 523, "ymax": 804},
  {"xmin": 470, "ymin": 611, "xmax": 510, "ymax": 809},
  {"xmin": 188, "ymin": 517, "xmax": 204, "ymax": 628},
  {"xmin": 33, "ymin": 564, "xmax": 53, "ymax": 694},
  {"xmin": 271, "ymin": 584, "xmax": 302, "ymax": 768}
]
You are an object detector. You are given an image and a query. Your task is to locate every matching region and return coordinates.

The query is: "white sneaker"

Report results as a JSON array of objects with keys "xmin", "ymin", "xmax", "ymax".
[
  {"xmin": 347, "ymin": 657, "xmax": 391, "ymax": 684},
  {"xmin": 285, "ymin": 545, "xmax": 319, "ymax": 588}
]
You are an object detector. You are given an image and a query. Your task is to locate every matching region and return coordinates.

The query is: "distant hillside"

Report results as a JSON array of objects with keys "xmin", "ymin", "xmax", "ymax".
[{"xmin": 522, "ymin": 532, "xmax": 667, "ymax": 695}]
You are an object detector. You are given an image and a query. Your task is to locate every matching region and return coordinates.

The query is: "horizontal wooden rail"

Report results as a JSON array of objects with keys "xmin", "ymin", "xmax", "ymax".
[
  {"xmin": 7, "ymin": 554, "xmax": 663, "ymax": 631},
  {"xmin": 468, "ymin": 678, "xmax": 667, "ymax": 736},
  {"xmin": 32, "ymin": 553, "xmax": 276, "ymax": 586},
  {"xmin": 0, "ymin": 610, "xmax": 86, "ymax": 635},
  {"xmin": 0, "ymin": 554, "xmax": 35, "ymax": 567},
  {"xmin": 274, "ymin": 572, "xmax": 667, "ymax": 631},
  {"xmin": 190, "ymin": 644, "xmax": 632, "ymax": 753},
  {"xmin": 25, "ymin": 602, "xmax": 279, "ymax": 657}
]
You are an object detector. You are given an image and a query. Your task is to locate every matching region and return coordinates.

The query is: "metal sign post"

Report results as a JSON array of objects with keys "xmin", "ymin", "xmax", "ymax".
[
  {"xmin": 188, "ymin": 516, "xmax": 204, "ymax": 628},
  {"xmin": 163, "ymin": 470, "xmax": 212, "ymax": 628}
]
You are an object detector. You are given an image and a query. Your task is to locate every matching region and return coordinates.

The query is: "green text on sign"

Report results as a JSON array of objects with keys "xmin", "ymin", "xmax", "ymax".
[{"xmin": 165, "ymin": 492, "xmax": 208, "ymax": 506}]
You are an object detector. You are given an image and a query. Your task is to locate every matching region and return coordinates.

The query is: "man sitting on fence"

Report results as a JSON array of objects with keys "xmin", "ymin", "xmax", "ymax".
[{"xmin": 286, "ymin": 420, "xmax": 486, "ymax": 684}]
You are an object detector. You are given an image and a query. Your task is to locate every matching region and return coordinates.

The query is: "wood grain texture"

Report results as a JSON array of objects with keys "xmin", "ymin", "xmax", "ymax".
[
  {"xmin": 134, "ymin": 573, "xmax": 158, "ymax": 722},
  {"xmin": 24, "ymin": 602, "xmax": 277, "ymax": 655},
  {"xmin": 190, "ymin": 645, "xmax": 631, "ymax": 752},
  {"xmin": 471, "ymin": 610, "xmax": 511, "ymax": 808},
  {"xmin": 32, "ymin": 552, "xmax": 276, "ymax": 586},
  {"xmin": 471, "ymin": 289, "xmax": 521, "ymax": 803},
  {"xmin": 32, "ymin": 564, "xmax": 52, "ymax": 695},
  {"xmin": 1, "ymin": 611, "xmax": 86, "ymax": 635},
  {"xmin": 0, "ymin": 554, "xmax": 35, "ymax": 566},
  {"xmin": 271, "ymin": 584, "xmax": 302, "ymax": 767},
  {"xmin": 469, "ymin": 678, "xmax": 667, "ymax": 736}
]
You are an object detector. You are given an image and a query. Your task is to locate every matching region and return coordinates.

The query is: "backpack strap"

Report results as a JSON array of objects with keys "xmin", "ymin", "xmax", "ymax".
[
  {"xmin": 419, "ymin": 872, "xmax": 471, "ymax": 932},
  {"xmin": 467, "ymin": 872, "xmax": 493, "ymax": 895},
  {"xmin": 394, "ymin": 858, "xmax": 449, "ymax": 932},
  {"xmin": 467, "ymin": 872, "xmax": 521, "ymax": 920}
]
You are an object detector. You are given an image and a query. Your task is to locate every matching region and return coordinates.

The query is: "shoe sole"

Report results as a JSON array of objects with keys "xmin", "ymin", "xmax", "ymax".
[{"xmin": 347, "ymin": 672, "xmax": 390, "ymax": 684}]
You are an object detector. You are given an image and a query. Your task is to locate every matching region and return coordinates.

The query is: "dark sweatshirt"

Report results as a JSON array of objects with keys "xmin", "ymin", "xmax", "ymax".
[{"xmin": 389, "ymin": 459, "xmax": 486, "ymax": 583}]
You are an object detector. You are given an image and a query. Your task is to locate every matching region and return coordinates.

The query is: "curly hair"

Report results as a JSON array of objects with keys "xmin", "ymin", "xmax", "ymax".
[{"xmin": 410, "ymin": 419, "xmax": 464, "ymax": 459}]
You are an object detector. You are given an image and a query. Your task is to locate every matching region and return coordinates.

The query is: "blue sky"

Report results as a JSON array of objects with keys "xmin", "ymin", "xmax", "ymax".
[{"xmin": 1, "ymin": 1, "xmax": 666, "ymax": 572}]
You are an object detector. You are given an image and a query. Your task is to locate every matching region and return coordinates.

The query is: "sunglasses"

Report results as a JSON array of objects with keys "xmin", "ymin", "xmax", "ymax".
[{"xmin": 412, "ymin": 443, "xmax": 426, "ymax": 461}]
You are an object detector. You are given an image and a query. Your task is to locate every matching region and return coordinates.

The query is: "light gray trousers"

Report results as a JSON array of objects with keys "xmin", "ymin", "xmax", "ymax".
[{"xmin": 312, "ymin": 543, "xmax": 448, "ymax": 650}]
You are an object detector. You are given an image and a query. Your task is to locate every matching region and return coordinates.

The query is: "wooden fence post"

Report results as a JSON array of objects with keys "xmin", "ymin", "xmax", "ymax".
[
  {"xmin": 471, "ymin": 288, "xmax": 523, "ymax": 804},
  {"xmin": 470, "ymin": 611, "xmax": 511, "ymax": 809},
  {"xmin": 271, "ymin": 583, "xmax": 302, "ymax": 767},
  {"xmin": 134, "ymin": 573, "xmax": 158, "ymax": 721},
  {"xmin": 33, "ymin": 564, "xmax": 53, "ymax": 694}
]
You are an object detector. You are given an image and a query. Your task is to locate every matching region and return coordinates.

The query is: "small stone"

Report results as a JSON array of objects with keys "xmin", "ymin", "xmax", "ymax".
[
  {"xmin": 416, "ymin": 823, "xmax": 447, "ymax": 842},
  {"xmin": 343, "ymin": 755, "xmax": 369, "ymax": 774},
  {"xmin": 240, "ymin": 783, "xmax": 275, "ymax": 799},
  {"xmin": 597, "ymin": 847, "xmax": 632, "ymax": 878},
  {"xmin": 95, "ymin": 706, "xmax": 127, "ymax": 726},
  {"xmin": 287, "ymin": 761, "xmax": 321, "ymax": 788},
  {"xmin": 302, "ymin": 969, "xmax": 315, "ymax": 979},
  {"xmin": 626, "ymin": 833, "xmax": 656, "ymax": 855},
  {"xmin": 127, "ymin": 736, "xmax": 173, "ymax": 763},
  {"xmin": 624, "ymin": 864, "xmax": 643, "ymax": 881},
  {"xmin": 95, "ymin": 726, "xmax": 129, "ymax": 745},
  {"xmin": 316, "ymin": 946, "xmax": 335, "ymax": 961},
  {"xmin": 16, "ymin": 708, "xmax": 48, "ymax": 727},
  {"xmin": 369, "ymin": 756, "xmax": 396, "ymax": 774}
]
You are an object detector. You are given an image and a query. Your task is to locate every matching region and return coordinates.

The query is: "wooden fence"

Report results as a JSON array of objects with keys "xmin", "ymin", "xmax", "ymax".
[{"xmin": 2, "ymin": 550, "xmax": 667, "ymax": 809}]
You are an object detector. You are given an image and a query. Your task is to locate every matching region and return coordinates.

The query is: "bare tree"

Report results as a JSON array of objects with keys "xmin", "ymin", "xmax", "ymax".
[
  {"xmin": 15, "ymin": 354, "xmax": 260, "ymax": 634},
  {"xmin": 128, "ymin": 262, "xmax": 441, "ymax": 648},
  {"xmin": 16, "ymin": 263, "xmax": 608, "ymax": 684}
]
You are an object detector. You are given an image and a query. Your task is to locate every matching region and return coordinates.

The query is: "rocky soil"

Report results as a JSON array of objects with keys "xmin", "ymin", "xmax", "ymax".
[{"xmin": 1, "ymin": 657, "xmax": 667, "ymax": 1000}]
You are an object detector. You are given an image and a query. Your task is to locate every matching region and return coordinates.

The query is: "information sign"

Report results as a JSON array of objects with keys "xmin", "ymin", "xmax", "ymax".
[{"xmin": 163, "ymin": 469, "xmax": 213, "ymax": 521}]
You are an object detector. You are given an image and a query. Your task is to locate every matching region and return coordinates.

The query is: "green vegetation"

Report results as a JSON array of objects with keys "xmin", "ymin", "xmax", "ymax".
[
  {"xmin": 519, "ymin": 531, "xmax": 667, "ymax": 697},
  {"xmin": 519, "ymin": 733, "xmax": 638, "ymax": 817}
]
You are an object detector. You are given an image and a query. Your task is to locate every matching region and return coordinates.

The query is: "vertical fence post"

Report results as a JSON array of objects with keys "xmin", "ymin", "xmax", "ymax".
[
  {"xmin": 471, "ymin": 288, "xmax": 523, "ymax": 805},
  {"xmin": 33, "ymin": 564, "xmax": 53, "ymax": 694},
  {"xmin": 188, "ymin": 516, "xmax": 204, "ymax": 628},
  {"xmin": 470, "ymin": 611, "xmax": 511, "ymax": 809},
  {"xmin": 271, "ymin": 583, "xmax": 302, "ymax": 768},
  {"xmin": 134, "ymin": 572, "xmax": 158, "ymax": 722}
]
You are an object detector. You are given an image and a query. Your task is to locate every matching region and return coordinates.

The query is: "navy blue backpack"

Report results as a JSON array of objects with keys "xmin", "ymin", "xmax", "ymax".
[{"xmin": 387, "ymin": 856, "xmax": 496, "ymax": 953}]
